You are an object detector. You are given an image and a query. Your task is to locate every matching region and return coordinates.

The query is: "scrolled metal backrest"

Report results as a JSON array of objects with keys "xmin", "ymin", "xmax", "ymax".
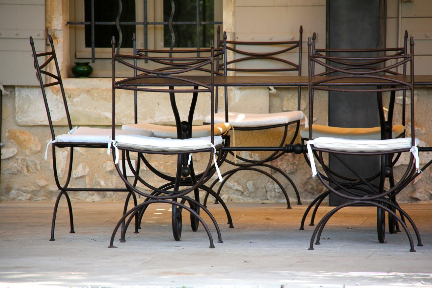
[
  {"xmin": 307, "ymin": 33, "xmax": 415, "ymax": 145},
  {"xmin": 218, "ymin": 26, "xmax": 303, "ymax": 120},
  {"xmin": 30, "ymin": 35, "xmax": 73, "ymax": 141},
  {"xmin": 308, "ymin": 31, "xmax": 411, "ymax": 89},
  {"xmin": 128, "ymin": 33, "xmax": 223, "ymax": 124},
  {"xmin": 222, "ymin": 26, "xmax": 303, "ymax": 76},
  {"xmin": 111, "ymin": 37, "xmax": 217, "ymax": 142},
  {"xmin": 113, "ymin": 50, "xmax": 216, "ymax": 94}
]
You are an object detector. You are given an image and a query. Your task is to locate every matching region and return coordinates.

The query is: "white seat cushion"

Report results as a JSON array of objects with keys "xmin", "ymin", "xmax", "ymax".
[
  {"xmin": 300, "ymin": 125, "xmax": 405, "ymax": 140},
  {"xmin": 205, "ymin": 111, "xmax": 304, "ymax": 128},
  {"xmin": 310, "ymin": 137, "xmax": 419, "ymax": 152},
  {"xmin": 112, "ymin": 135, "xmax": 225, "ymax": 182},
  {"xmin": 122, "ymin": 122, "xmax": 231, "ymax": 138},
  {"xmin": 306, "ymin": 137, "xmax": 420, "ymax": 177},
  {"xmin": 45, "ymin": 127, "xmax": 154, "ymax": 160},
  {"xmin": 56, "ymin": 127, "xmax": 154, "ymax": 143},
  {"xmin": 115, "ymin": 135, "xmax": 223, "ymax": 152}
]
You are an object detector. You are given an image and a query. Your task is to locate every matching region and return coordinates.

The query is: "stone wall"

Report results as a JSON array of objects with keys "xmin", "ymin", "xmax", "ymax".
[{"xmin": 2, "ymin": 84, "xmax": 432, "ymax": 204}]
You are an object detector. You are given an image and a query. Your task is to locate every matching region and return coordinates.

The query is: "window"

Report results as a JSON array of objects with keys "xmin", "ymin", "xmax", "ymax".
[
  {"xmin": 69, "ymin": 0, "xmax": 222, "ymax": 77},
  {"xmin": 163, "ymin": 0, "xmax": 217, "ymax": 48},
  {"xmin": 84, "ymin": 0, "xmax": 136, "ymax": 49}
]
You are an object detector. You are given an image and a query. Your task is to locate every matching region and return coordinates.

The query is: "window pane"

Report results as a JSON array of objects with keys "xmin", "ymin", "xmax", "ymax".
[
  {"xmin": 163, "ymin": 0, "xmax": 215, "ymax": 48},
  {"xmin": 85, "ymin": 0, "xmax": 135, "ymax": 48}
]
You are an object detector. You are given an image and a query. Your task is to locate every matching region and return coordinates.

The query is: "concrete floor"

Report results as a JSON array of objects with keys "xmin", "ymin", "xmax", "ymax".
[{"xmin": 1, "ymin": 200, "xmax": 432, "ymax": 288}]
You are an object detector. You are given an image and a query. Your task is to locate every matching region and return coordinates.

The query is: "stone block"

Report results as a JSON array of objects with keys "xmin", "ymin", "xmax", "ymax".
[
  {"xmin": 266, "ymin": 181, "xmax": 284, "ymax": 201},
  {"xmin": 271, "ymin": 153, "xmax": 299, "ymax": 174},
  {"xmin": 7, "ymin": 157, "xmax": 41, "ymax": 174},
  {"xmin": 1, "ymin": 147, "xmax": 17, "ymax": 159},
  {"xmin": 300, "ymin": 175, "xmax": 327, "ymax": 195},
  {"xmin": 73, "ymin": 163, "xmax": 89, "ymax": 178},
  {"xmin": 7, "ymin": 129, "xmax": 41, "ymax": 155},
  {"xmin": 409, "ymin": 189, "xmax": 432, "ymax": 202},
  {"xmin": 228, "ymin": 87, "xmax": 269, "ymax": 114},
  {"xmin": 8, "ymin": 189, "xmax": 32, "ymax": 201}
]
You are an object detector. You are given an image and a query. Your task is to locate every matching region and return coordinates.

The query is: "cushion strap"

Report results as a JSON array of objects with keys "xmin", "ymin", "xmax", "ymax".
[
  {"xmin": 108, "ymin": 140, "xmax": 120, "ymax": 165},
  {"xmin": 211, "ymin": 144, "xmax": 223, "ymax": 182},
  {"xmin": 44, "ymin": 139, "xmax": 57, "ymax": 160},
  {"xmin": 410, "ymin": 146, "xmax": 420, "ymax": 173},
  {"xmin": 306, "ymin": 140, "xmax": 317, "ymax": 177}
]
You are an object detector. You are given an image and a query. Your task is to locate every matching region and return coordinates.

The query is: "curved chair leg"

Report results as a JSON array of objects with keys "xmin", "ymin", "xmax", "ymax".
[
  {"xmin": 259, "ymin": 163, "xmax": 302, "ymax": 205},
  {"xmin": 377, "ymin": 199, "xmax": 423, "ymax": 246},
  {"xmin": 189, "ymin": 200, "xmax": 200, "ymax": 232},
  {"xmin": 119, "ymin": 191, "xmax": 139, "ymax": 243},
  {"xmin": 299, "ymin": 190, "xmax": 330, "ymax": 230},
  {"xmin": 123, "ymin": 152, "xmax": 141, "ymax": 234},
  {"xmin": 389, "ymin": 197, "xmax": 403, "ymax": 233},
  {"xmin": 199, "ymin": 185, "xmax": 234, "ymax": 228},
  {"xmin": 179, "ymin": 194, "xmax": 200, "ymax": 233},
  {"xmin": 377, "ymin": 207, "xmax": 386, "ymax": 243},
  {"xmin": 188, "ymin": 162, "xmax": 201, "ymax": 232},
  {"xmin": 182, "ymin": 196, "xmax": 224, "ymax": 244},
  {"xmin": 309, "ymin": 191, "xmax": 331, "ymax": 227},
  {"xmin": 313, "ymin": 202, "xmax": 384, "ymax": 246},
  {"xmin": 210, "ymin": 166, "xmax": 292, "ymax": 209},
  {"xmin": 172, "ymin": 202, "xmax": 183, "ymax": 241},
  {"xmin": 156, "ymin": 182, "xmax": 235, "ymax": 229},
  {"xmin": 203, "ymin": 166, "xmax": 240, "ymax": 206},
  {"xmin": 387, "ymin": 173, "xmax": 398, "ymax": 234},
  {"xmin": 308, "ymin": 201, "xmax": 416, "ymax": 252},
  {"xmin": 118, "ymin": 196, "xmax": 224, "ymax": 247},
  {"xmin": 171, "ymin": 155, "xmax": 184, "ymax": 241},
  {"xmin": 137, "ymin": 182, "xmax": 233, "ymax": 233},
  {"xmin": 109, "ymin": 199, "xmax": 217, "ymax": 249},
  {"xmin": 388, "ymin": 207, "xmax": 398, "ymax": 234},
  {"xmin": 136, "ymin": 188, "xmax": 170, "ymax": 230},
  {"xmin": 50, "ymin": 190, "xmax": 74, "ymax": 241},
  {"xmin": 204, "ymin": 171, "xmax": 228, "ymax": 206},
  {"xmin": 120, "ymin": 200, "xmax": 151, "ymax": 241}
]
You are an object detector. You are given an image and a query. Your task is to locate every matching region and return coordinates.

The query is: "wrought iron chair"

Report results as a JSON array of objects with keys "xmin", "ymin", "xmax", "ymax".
[
  {"xmin": 29, "ymin": 35, "xmax": 153, "ymax": 241},
  {"xmin": 118, "ymin": 34, "xmax": 234, "ymax": 233},
  {"xmin": 304, "ymin": 35, "xmax": 422, "ymax": 252},
  {"xmin": 299, "ymin": 32, "xmax": 409, "ymax": 232},
  {"xmin": 109, "ymin": 38, "xmax": 229, "ymax": 248},
  {"xmin": 204, "ymin": 26, "xmax": 304, "ymax": 208},
  {"xmin": 122, "ymin": 34, "xmax": 231, "ymax": 140}
]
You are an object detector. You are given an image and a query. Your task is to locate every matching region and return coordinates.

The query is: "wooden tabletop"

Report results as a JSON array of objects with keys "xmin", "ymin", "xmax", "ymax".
[{"xmin": 119, "ymin": 75, "xmax": 432, "ymax": 87}]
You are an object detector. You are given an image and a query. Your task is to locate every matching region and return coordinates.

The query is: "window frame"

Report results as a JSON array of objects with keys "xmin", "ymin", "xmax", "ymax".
[{"xmin": 69, "ymin": 0, "xmax": 222, "ymax": 61}]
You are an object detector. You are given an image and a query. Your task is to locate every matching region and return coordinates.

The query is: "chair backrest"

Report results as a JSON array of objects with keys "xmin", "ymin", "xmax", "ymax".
[
  {"xmin": 219, "ymin": 26, "xmax": 303, "ymax": 116},
  {"xmin": 112, "ymin": 37, "xmax": 219, "ymax": 142},
  {"xmin": 30, "ymin": 35, "xmax": 73, "ymax": 140},
  {"xmin": 307, "ymin": 32, "xmax": 415, "ymax": 145},
  {"xmin": 222, "ymin": 26, "xmax": 303, "ymax": 76},
  {"xmin": 130, "ymin": 33, "xmax": 224, "ymax": 125}
]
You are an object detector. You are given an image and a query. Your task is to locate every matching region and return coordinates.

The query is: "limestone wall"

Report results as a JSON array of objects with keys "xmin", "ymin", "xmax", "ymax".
[{"xmin": 2, "ymin": 83, "xmax": 432, "ymax": 204}]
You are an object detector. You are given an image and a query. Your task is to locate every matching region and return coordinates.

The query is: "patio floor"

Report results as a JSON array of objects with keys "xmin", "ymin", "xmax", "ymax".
[{"xmin": 1, "ymin": 200, "xmax": 432, "ymax": 288}]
